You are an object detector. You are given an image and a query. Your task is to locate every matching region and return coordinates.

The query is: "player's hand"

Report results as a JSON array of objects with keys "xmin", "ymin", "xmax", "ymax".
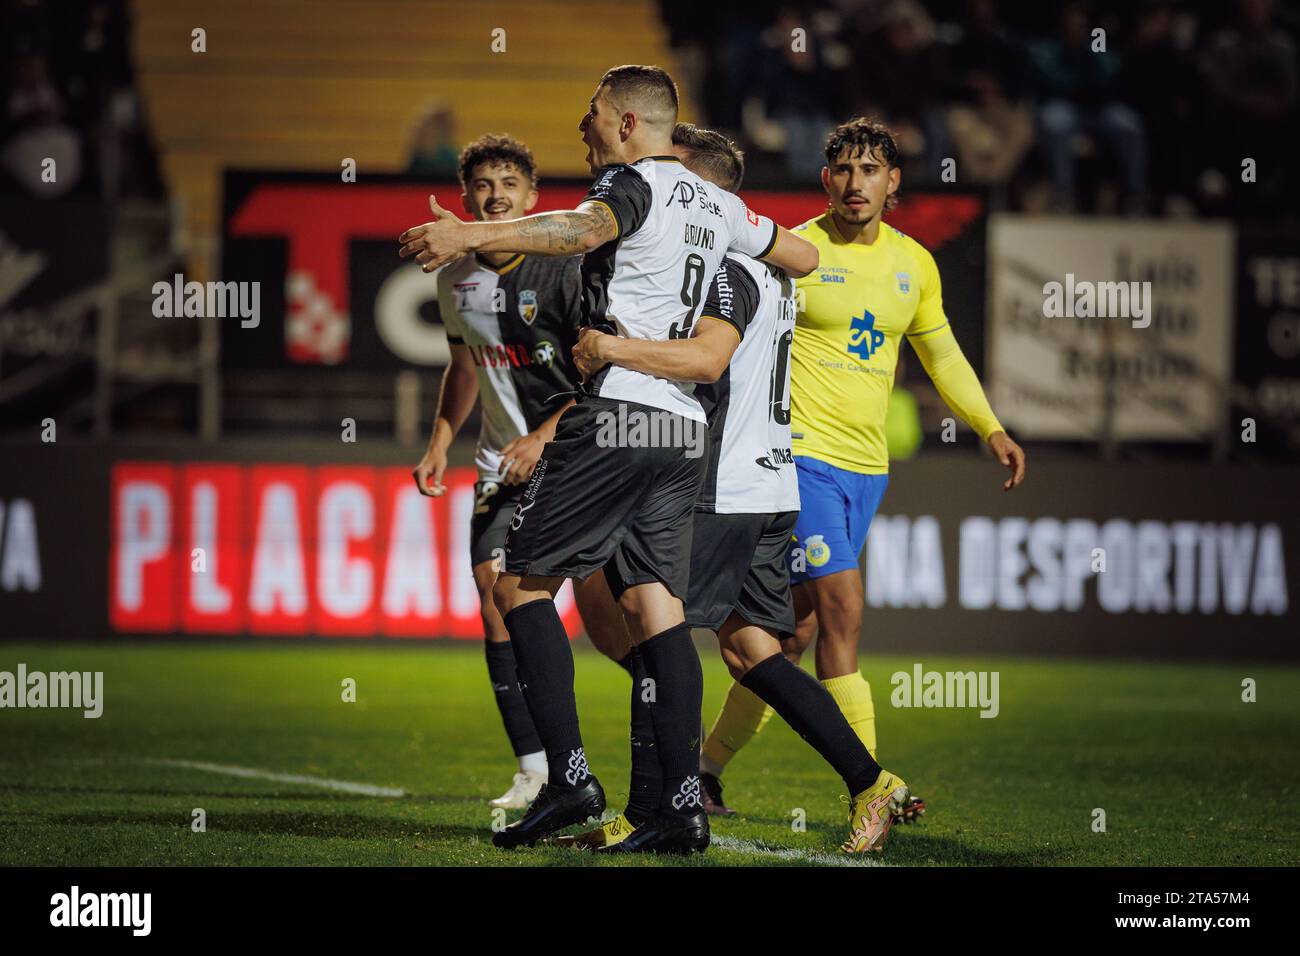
[
  {"xmin": 499, "ymin": 431, "xmax": 546, "ymax": 485},
  {"xmin": 572, "ymin": 327, "xmax": 612, "ymax": 380},
  {"xmin": 988, "ymin": 431, "xmax": 1025, "ymax": 491},
  {"xmin": 412, "ymin": 444, "xmax": 449, "ymax": 496},
  {"xmin": 398, "ymin": 196, "xmax": 472, "ymax": 273}
]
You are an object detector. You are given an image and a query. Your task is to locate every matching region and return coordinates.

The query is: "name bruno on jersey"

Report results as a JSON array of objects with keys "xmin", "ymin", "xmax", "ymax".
[{"xmin": 578, "ymin": 156, "xmax": 778, "ymax": 424}]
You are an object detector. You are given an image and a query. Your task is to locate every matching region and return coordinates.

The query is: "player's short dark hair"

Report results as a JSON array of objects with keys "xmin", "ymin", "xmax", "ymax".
[
  {"xmin": 824, "ymin": 117, "xmax": 901, "ymax": 210},
  {"xmin": 598, "ymin": 64, "xmax": 679, "ymax": 127},
  {"xmin": 457, "ymin": 133, "xmax": 538, "ymax": 187},
  {"xmin": 672, "ymin": 123, "xmax": 744, "ymax": 193}
]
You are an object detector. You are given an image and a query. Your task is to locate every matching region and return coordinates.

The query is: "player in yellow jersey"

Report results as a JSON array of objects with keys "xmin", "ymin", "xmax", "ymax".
[{"xmin": 699, "ymin": 117, "xmax": 1025, "ymax": 816}]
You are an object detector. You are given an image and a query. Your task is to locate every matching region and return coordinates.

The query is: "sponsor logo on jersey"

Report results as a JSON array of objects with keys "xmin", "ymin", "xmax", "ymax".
[
  {"xmin": 805, "ymin": 534, "xmax": 831, "ymax": 567},
  {"xmin": 454, "ymin": 281, "xmax": 480, "ymax": 310},
  {"xmin": 590, "ymin": 168, "xmax": 618, "ymax": 198},
  {"xmin": 518, "ymin": 289, "xmax": 538, "ymax": 324},
  {"xmin": 666, "ymin": 178, "xmax": 723, "ymax": 216},
  {"xmin": 746, "ymin": 207, "xmax": 760, "ymax": 226},
  {"xmin": 532, "ymin": 340, "xmax": 557, "ymax": 367},
  {"xmin": 848, "ymin": 309, "xmax": 885, "ymax": 360},
  {"xmin": 467, "ymin": 342, "xmax": 548, "ymax": 369},
  {"xmin": 755, "ymin": 448, "xmax": 793, "ymax": 472},
  {"xmin": 667, "ymin": 180, "xmax": 696, "ymax": 208}
]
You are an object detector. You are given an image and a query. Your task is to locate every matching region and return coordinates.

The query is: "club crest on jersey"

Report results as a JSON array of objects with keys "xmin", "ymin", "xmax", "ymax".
[
  {"xmin": 518, "ymin": 289, "xmax": 538, "ymax": 324},
  {"xmin": 896, "ymin": 272, "xmax": 911, "ymax": 296},
  {"xmin": 805, "ymin": 534, "xmax": 831, "ymax": 567}
]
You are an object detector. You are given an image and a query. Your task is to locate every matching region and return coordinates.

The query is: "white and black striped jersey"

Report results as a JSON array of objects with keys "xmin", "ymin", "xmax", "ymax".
[
  {"xmin": 437, "ymin": 253, "xmax": 582, "ymax": 481},
  {"xmin": 694, "ymin": 254, "xmax": 799, "ymax": 515},
  {"xmin": 580, "ymin": 156, "xmax": 779, "ymax": 423}
]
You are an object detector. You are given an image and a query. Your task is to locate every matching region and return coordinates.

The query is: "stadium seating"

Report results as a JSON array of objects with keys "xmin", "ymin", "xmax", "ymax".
[{"xmin": 130, "ymin": 0, "xmax": 687, "ymax": 280}]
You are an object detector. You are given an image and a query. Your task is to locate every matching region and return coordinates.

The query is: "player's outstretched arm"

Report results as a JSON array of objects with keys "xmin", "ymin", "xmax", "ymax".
[
  {"xmin": 760, "ymin": 227, "xmax": 819, "ymax": 278},
  {"xmin": 413, "ymin": 344, "xmax": 478, "ymax": 497},
  {"xmin": 572, "ymin": 318, "xmax": 739, "ymax": 384},
  {"xmin": 910, "ymin": 324, "xmax": 1025, "ymax": 491},
  {"xmin": 399, "ymin": 197, "xmax": 617, "ymax": 271}
]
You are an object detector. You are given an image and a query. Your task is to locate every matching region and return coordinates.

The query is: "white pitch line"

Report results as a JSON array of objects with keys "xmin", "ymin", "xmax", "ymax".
[
  {"xmin": 132, "ymin": 763, "xmax": 880, "ymax": 863},
  {"xmin": 709, "ymin": 834, "xmax": 890, "ymax": 867},
  {"xmin": 143, "ymin": 758, "xmax": 407, "ymax": 797}
]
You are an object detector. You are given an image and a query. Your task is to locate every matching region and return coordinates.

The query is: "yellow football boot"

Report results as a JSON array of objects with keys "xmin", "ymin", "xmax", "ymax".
[
  {"xmin": 550, "ymin": 813, "xmax": 637, "ymax": 850},
  {"xmin": 842, "ymin": 770, "xmax": 911, "ymax": 854}
]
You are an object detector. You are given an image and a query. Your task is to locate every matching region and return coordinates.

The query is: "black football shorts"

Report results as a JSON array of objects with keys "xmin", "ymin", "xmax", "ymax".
[
  {"xmin": 469, "ymin": 478, "xmax": 522, "ymax": 568},
  {"xmin": 685, "ymin": 510, "xmax": 799, "ymax": 638},
  {"xmin": 503, "ymin": 396, "xmax": 707, "ymax": 603}
]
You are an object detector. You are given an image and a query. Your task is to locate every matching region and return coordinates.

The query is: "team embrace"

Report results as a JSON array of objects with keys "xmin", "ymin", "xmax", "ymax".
[{"xmin": 399, "ymin": 64, "xmax": 1025, "ymax": 855}]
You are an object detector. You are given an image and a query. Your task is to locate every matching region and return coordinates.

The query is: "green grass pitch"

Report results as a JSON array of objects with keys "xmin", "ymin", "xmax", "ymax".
[{"xmin": 2, "ymin": 642, "xmax": 1297, "ymax": 867}]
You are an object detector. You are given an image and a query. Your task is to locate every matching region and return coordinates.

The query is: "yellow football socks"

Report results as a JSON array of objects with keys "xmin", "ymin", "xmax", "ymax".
[
  {"xmin": 700, "ymin": 680, "xmax": 774, "ymax": 776},
  {"xmin": 822, "ymin": 672, "xmax": 877, "ymax": 759}
]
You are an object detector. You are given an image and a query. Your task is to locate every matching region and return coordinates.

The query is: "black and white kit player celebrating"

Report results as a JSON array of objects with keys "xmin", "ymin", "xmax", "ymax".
[
  {"xmin": 411, "ymin": 134, "xmax": 629, "ymax": 811},
  {"xmin": 569, "ymin": 125, "xmax": 912, "ymax": 855},
  {"xmin": 399, "ymin": 64, "xmax": 819, "ymax": 850}
]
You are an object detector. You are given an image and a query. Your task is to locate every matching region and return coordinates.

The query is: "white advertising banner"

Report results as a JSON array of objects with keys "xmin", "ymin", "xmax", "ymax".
[{"xmin": 987, "ymin": 216, "xmax": 1235, "ymax": 440}]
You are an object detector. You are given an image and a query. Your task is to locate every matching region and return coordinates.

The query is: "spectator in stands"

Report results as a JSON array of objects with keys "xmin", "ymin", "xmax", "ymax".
[
  {"xmin": 1204, "ymin": 0, "xmax": 1298, "ymax": 220},
  {"xmin": 1118, "ymin": 1, "xmax": 1201, "ymax": 216},
  {"xmin": 944, "ymin": 0, "xmax": 1034, "ymax": 188},
  {"xmin": 757, "ymin": 3, "xmax": 849, "ymax": 178},
  {"xmin": 406, "ymin": 103, "xmax": 460, "ymax": 178},
  {"xmin": 1027, "ymin": 1, "xmax": 1147, "ymax": 212},
  {"xmin": 1, "ymin": 51, "xmax": 82, "ymax": 198},
  {"xmin": 947, "ymin": 0, "xmax": 1027, "ymax": 100},
  {"xmin": 848, "ymin": 0, "xmax": 952, "ymax": 180}
]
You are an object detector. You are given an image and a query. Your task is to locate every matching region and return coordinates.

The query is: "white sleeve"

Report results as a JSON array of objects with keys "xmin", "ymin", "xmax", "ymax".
[
  {"xmin": 722, "ymin": 192, "xmax": 778, "ymax": 260},
  {"xmin": 436, "ymin": 267, "xmax": 465, "ymax": 343}
]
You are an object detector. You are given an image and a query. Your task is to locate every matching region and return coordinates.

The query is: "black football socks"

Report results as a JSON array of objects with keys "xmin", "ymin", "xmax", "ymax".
[
  {"xmin": 625, "ymin": 646, "xmax": 662, "ymax": 826},
  {"xmin": 503, "ymin": 599, "xmax": 590, "ymax": 788},
  {"xmin": 638, "ymin": 623, "xmax": 705, "ymax": 816},
  {"xmin": 741, "ymin": 652, "xmax": 881, "ymax": 796},
  {"xmin": 483, "ymin": 639, "xmax": 543, "ymax": 758}
]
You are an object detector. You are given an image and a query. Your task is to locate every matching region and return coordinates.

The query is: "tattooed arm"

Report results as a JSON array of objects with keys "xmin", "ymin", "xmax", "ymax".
[{"xmin": 399, "ymin": 196, "xmax": 617, "ymax": 272}]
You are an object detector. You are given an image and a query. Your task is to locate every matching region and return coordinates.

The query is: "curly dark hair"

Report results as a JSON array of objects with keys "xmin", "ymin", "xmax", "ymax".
[
  {"xmin": 824, "ymin": 117, "xmax": 901, "ymax": 211},
  {"xmin": 457, "ymin": 133, "xmax": 538, "ymax": 187}
]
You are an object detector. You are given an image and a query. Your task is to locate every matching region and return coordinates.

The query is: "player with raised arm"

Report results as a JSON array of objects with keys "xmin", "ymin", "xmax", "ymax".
[
  {"xmin": 563, "ymin": 124, "xmax": 912, "ymax": 854},
  {"xmin": 399, "ymin": 64, "xmax": 819, "ymax": 852},
  {"xmin": 696, "ymin": 117, "xmax": 1025, "ymax": 816},
  {"xmin": 411, "ymin": 134, "xmax": 630, "ymax": 811}
]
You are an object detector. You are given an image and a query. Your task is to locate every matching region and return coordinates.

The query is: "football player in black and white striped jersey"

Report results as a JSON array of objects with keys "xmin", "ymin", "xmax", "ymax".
[
  {"xmin": 400, "ymin": 65, "xmax": 819, "ymax": 852},
  {"xmin": 568, "ymin": 125, "xmax": 913, "ymax": 855},
  {"xmin": 411, "ymin": 135, "xmax": 630, "ymax": 812}
]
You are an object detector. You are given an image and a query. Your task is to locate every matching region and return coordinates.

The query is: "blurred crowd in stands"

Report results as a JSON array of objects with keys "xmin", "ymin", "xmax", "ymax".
[
  {"xmin": 661, "ymin": 0, "xmax": 1300, "ymax": 221},
  {"xmin": 1, "ymin": 0, "xmax": 160, "ymax": 201},
  {"xmin": 5, "ymin": 0, "xmax": 1297, "ymax": 225}
]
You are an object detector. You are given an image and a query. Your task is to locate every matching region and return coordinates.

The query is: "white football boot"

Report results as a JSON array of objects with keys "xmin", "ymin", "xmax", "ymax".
[{"xmin": 489, "ymin": 769, "xmax": 546, "ymax": 809}]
